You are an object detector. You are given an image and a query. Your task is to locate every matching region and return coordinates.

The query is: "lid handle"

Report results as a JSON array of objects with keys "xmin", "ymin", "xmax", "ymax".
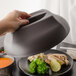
[{"xmin": 28, "ymin": 12, "xmax": 46, "ymax": 24}]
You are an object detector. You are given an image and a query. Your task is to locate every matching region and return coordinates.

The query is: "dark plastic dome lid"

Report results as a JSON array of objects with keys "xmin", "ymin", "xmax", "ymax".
[{"xmin": 4, "ymin": 9, "xmax": 70, "ymax": 57}]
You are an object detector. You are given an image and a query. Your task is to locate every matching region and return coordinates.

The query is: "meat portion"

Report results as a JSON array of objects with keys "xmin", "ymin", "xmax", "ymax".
[
  {"xmin": 45, "ymin": 54, "xmax": 69, "ymax": 65},
  {"xmin": 28, "ymin": 53, "xmax": 45, "ymax": 62}
]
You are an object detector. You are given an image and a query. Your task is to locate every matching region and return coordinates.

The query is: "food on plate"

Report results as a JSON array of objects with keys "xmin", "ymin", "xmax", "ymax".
[
  {"xmin": 45, "ymin": 54, "xmax": 69, "ymax": 65},
  {"xmin": 36, "ymin": 58, "xmax": 49, "ymax": 74},
  {"xmin": 35, "ymin": 58, "xmax": 44, "ymax": 65},
  {"xmin": 50, "ymin": 59, "xmax": 61, "ymax": 72},
  {"xmin": 28, "ymin": 53, "xmax": 45, "ymax": 62},
  {"xmin": 29, "ymin": 58, "xmax": 49, "ymax": 74},
  {"xmin": 28, "ymin": 53, "xmax": 69, "ymax": 73},
  {"xmin": 37, "ymin": 63, "xmax": 49, "ymax": 74},
  {"xmin": 0, "ymin": 58, "xmax": 13, "ymax": 68},
  {"xmin": 29, "ymin": 60, "xmax": 37, "ymax": 74}
]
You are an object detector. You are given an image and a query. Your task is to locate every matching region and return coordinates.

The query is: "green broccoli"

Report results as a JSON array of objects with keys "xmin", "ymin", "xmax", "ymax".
[
  {"xmin": 37, "ymin": 64, "xmax": 49, "ymax": 74},
  {"xmin": 29, "ymin": 60, "xmax": 37, "ymax": 74},
  {"xmin": 35, "ymin": 58, "xmax": 45, "ymax": 65},
  {"xmin": 36, "ymin": 58, "xmax": 49, "ymax": 74},
  {"xmin": 29, "ymin": 58, "xmax": 49, "ymax": 74}
]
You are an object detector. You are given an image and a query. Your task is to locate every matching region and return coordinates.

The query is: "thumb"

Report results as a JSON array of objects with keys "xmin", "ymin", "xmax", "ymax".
[{"xmin": 20, "ymin": 19, "xmax": 29, "ymax": 25}]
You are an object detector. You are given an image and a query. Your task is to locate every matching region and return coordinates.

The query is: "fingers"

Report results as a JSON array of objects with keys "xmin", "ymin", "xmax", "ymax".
[
  {"xmin": 14, "ymin": 10, "xmax": 31, "ymax": 19},
  {"xmin": 14, "ymin": 10, "xmax": 31, "ymax": 25},
  {"xmin": 20, "ymin": 19, "xmax": 29, "ymax": 25},
  {"xmin": 20, "ymin": 12, "xmax": 31, "ymax": 19}
]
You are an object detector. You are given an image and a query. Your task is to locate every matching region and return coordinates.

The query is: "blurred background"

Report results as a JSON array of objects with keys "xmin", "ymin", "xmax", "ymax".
[{"xmin": 0, "ymin": 0, "xmax": 76, "ymax": 47}]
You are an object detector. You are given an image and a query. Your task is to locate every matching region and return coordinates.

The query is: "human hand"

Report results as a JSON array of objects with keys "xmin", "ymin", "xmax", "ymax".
[{"xmin": 1, "ymin": 10, "xmax": 31, "ymax": 33}]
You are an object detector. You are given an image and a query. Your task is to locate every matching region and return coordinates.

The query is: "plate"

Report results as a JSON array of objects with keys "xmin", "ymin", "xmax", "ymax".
[{"xmin": 18, "ymin": 49, "xmax": 73, "ymax": 76}]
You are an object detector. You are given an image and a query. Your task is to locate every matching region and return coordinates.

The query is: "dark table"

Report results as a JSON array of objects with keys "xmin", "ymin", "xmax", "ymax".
[{"xmin": 13, "ymin": 42, "xmax": 76, "ymax": 76}]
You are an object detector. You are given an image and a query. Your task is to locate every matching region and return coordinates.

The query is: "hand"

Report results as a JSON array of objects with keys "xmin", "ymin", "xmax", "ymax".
[{"xmin": 0, "ymin": 10, "xmax": 31, "ymax": 34}]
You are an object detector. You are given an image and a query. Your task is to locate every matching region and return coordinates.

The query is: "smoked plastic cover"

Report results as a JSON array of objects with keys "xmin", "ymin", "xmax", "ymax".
[{"xmin": 4, "ymin": 9, "xmax": 70, "ymax": 57}]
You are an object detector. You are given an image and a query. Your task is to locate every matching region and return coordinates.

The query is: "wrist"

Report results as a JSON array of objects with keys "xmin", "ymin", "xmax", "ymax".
[{"xmin": 0, "ymin": 19, "xmax": 9, "ymax": 34}]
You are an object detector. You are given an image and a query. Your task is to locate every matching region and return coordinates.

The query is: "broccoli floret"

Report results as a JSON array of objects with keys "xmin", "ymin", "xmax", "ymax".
[
  {"xmin": 35, "ymin": 58, "xmax": 45, "ymax": 65},
  {"xmin": 37, "ymin": 64, "xmax": 49, "ymax": 74},
  {"xmin": 29, "ymin": 58, "xmax": 49, "ymax": 74},
  {"xmin": 36, "ymin": 59, "xmax": 49, "ymax": 74},
  {"xmin": 29, "ymin": 60, "xmax": 37, "ymax": 74}
]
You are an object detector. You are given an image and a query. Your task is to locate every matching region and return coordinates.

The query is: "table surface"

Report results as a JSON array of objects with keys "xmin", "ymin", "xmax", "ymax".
[{"xmin": 13, "ymin": 42, "xmax": 76, "ymax": 76}]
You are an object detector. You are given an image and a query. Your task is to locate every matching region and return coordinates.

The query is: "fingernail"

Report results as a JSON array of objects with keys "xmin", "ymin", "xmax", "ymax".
[{"xmin": 26, "ymin": 20, "xmax": 29, "ymax": 23}]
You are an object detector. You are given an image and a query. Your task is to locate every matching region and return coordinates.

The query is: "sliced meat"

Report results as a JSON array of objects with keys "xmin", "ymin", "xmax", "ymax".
[{"xmin": 45, "ymin": 54, "xmax": 69, "ymax": 65}]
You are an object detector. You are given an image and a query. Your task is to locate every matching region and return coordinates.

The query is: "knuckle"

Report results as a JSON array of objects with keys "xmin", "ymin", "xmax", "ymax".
[{"xmin": 13, "ymin": 10, "xmax": 18, "ymax": 13}]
